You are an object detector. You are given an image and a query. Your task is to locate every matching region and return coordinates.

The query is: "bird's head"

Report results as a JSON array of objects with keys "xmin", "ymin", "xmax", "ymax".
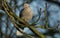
[{"xmin": 24, "ymin": 3, "xmax": 30, "ymax": 8}]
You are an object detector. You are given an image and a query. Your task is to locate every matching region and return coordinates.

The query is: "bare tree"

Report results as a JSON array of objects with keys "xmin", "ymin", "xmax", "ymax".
[{"xmin": 0, "ymin": 0, "xmax": 60, "ymax": 38}]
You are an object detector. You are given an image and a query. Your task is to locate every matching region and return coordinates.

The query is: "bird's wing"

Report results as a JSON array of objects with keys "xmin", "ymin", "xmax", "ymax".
[{"xmin": 19, "ymin": 9, "xmax": 24, "ymax": 18}]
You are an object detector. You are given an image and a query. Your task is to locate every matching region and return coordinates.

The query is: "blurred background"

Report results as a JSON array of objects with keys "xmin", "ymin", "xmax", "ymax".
[{"xmin": 0, "ymin": 0, "xmax": 60, "ymax": 38}]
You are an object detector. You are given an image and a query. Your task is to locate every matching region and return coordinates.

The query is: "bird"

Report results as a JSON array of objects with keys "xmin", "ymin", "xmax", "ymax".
[
  {"xmin": 19, "ymin": 2, "xmax": 33, "ymax": 29},
  {"xmin": 19, "ymin": 2, "xmax": 33, "ymax": 22}
]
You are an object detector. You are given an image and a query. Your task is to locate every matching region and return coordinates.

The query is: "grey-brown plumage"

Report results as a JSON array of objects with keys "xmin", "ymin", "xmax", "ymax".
[{"xmin": 20, "ymin": 3, "xmax": 33, "ymax": 22}]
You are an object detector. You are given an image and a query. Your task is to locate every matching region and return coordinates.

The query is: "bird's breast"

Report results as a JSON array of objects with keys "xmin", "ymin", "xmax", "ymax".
[{"xmin": 22, "ymin": 8, "xmax": 33, "ymax": 22}]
